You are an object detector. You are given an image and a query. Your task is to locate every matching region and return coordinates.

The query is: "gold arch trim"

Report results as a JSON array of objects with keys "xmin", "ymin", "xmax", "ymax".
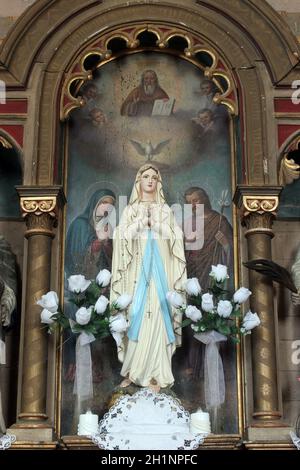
[
  {"xmin": 60, "ymin": 23, "xmax": 238, "ymax": 121},
  {"xmin": 0, "ymin": 136, "xmax": 13, "ymax": 149}
]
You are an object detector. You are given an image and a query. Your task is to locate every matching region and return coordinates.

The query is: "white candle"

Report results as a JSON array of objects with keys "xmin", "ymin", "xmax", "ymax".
[
  {"xmin": 190, "ymin": 409, "xmax": 211, "ymax": 435},
  {"xmin": 78, "ymin": 410, "xmax": 99, "ymax": 436}
]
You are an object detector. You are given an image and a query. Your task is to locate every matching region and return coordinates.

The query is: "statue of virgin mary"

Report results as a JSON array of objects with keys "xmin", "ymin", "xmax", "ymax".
[{"xmin": 110, "ymin": 164, "xmax": 186, "ymax": 391}]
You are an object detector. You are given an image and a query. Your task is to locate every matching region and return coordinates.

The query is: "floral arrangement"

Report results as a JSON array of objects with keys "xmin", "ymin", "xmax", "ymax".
[
  {"xmin": 37, "ymin": 269, "xmax": 131, "ymax": 341},
  {"xmin": 167, "ymin": 264, "xmax": 261, "ymax": 342},
  {"xmin": 37, "ymin": 269, "xmax": 131, "ymax": 404}
]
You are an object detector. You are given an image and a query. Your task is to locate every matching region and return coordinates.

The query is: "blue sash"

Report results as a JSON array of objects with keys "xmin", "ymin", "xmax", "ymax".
[{"xmin": 128, "ymin": 230, "xmax": 175, "ymax": 344}]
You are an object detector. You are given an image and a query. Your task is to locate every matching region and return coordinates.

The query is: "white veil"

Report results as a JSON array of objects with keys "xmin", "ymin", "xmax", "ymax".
[{"xmin": 110, "ymin": 165, "xmax": 187, "ymax": 357}]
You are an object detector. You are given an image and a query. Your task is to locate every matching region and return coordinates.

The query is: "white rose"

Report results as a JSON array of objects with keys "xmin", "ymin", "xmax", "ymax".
[
  {"xmin": 185, "ymin": 305, "xmax": 202, "ymax": 322},
  {"xmin": 75, "ymin": 306, "xmax": 92, "ymax": 325},
  {"xmin": 185, "ymin": 278, "xmax": 201, "ymax": 296},
  {"xmin": 115, "ymin": 294, "xmax": 132, "ymax": 310},
  {"xmin": 110, "ymin": 313, "xmax": 128, "ymax": 333},
  {"xmin": 209, "ymin": 264, "xmax": 229, "ymax": 282},
  {"xmin": 233, "ymin": 287, "xmax": 252, "ymax": 304},
  {"xmin": 37, "ymin": 291, "xmax": 59, "ymax": 313},
  {"xmin": 166, "ymin": 291, "xmax": 184, "ymax": 308},
  {"xmin": 242, "ymin": 311, "xmax": 260, "ymax": 331},
  {"xmin": 217, "ymin": 300, "xmax": 233, "ymax": 318},
  {"xmin": 96, "ymin": 269, "xmax": 111, "ymax": 287},
  {"xmin": 40, "ymin": 308, "xmax": 56, "ymax": 324},
  {"xmin": 201, "ymin": 293, "xmax": 214, "ymax": 312},
  {"xmin": 95, "ymin": 295, "xmax": 109, "ymax": 314},
  {"xmin": 68, "ymin": 275, "xmax": 91, "ymax": 293}
]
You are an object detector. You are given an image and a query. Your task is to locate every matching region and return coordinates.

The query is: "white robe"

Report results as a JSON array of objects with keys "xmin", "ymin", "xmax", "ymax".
[{"xmin": 111, "ymin": 202, "xmax": 186, "ymax": 388}]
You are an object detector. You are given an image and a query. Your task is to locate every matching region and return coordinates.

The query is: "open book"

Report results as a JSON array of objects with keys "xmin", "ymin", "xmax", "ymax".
[{"xmin": 152, "ymin": 97, "xmax": 175, "ymax": 116}]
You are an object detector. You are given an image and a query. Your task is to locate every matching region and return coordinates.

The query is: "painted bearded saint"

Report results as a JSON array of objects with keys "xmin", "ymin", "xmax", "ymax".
[
  {"xmin": 110, "ymin": 164, "xmax": 186, "ymax": 392},
  {"xmin": 120, "ymin": 70, "xmax": 169, "ymax": 117}
]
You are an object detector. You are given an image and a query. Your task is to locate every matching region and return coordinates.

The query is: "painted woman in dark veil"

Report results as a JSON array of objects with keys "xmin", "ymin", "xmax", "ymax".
[
  {"xmin": 63, "ymin": 189, "xmax": 118, "ymax": 423},
  {"xmin": 65, "ymin": 189, "xmax": 116, "ymax": 278}
]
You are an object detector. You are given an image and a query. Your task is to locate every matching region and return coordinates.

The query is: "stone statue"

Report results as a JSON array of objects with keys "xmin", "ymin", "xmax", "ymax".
[
  {"xmin": 0, "ymin": 235, "xmax": 17, "ymax": 433},
  {"xmin": 291, "ymin": 246, "xmax": 300, "ymax": 306},
  {"xmin": 110, "ymin": 164, "xmax": 186, "ymax": 392}
]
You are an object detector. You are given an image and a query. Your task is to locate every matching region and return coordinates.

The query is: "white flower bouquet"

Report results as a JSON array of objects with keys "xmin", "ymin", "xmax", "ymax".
[
  {"xmin": 37, "ymin": 269, "xmax": 131, "ymax": 340},
  {"xmin": 167, "ymin": 264, "xmax": 261, "ymax": 414},
  {"xmin": 37, "ymin": 269, "xmax": 132, "ymax": 404},
  {"xmin": 167, "ymin": 264, "xmax": 260, "ymax": 342}
]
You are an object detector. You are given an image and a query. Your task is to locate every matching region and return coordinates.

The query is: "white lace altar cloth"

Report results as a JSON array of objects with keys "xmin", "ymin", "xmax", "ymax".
[
  {"xmin": 92, "ymin": 389, "xmax": 208, "ymax": 450},
  {"xmin": 0, "ymin": 434, "xmax": 16, "ymax": 450},
  {"xmin": 290, "ymin": 431, "xmax": 300, "ymax": 450}
]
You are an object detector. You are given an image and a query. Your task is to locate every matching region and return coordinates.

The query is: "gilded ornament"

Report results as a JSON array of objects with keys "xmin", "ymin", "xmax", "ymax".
[
  {"xmin": 21, "ymin": 198, "xmax": 56, "ymax": 214},
  {"xmin": 0, "ymin": 137, "xmax": 13, "ymax": 149}
]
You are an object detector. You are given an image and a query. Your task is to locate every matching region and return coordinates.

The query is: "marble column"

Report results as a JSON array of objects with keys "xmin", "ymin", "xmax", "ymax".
[
  {"xmin": 12, "ymin": 186, "xmax": 65, "ymax": 440},
  {"xmin": 234, "ymin": 186, "xmax": 282, "ymax": 423}
]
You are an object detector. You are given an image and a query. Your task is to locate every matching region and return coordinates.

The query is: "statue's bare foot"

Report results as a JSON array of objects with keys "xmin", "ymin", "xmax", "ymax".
[
  {"xmin": 148, "ymin": 383, "xmax": 160, "ymax": 393},
  {"xmin": 119, "ymin": 377, "xmax": 132, "ymax": 388},
  {"xmin": 148, "ymin": 379, "xmax": 160, "ymax": 393}
]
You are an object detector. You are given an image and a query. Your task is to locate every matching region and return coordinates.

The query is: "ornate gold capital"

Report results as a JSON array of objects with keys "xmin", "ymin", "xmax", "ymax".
[
  {"xmin": 233, "ymin": 185, "xmax": 282, "ymax": 234},
  {"xmin": 20, "ymin": 197, "xmax": 57, "ymax": 236},
  {"xmin": 16, "ymin": 186, "xmax": 66, "ymax": 237},
  {"xmin": 241, "ymin": 196, "xmax": 278, "ymax": 234}
]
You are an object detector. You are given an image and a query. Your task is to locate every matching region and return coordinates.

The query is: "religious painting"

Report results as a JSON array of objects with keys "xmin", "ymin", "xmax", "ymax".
[{"xmin": 61, "ymin": 52, "xmax": 237, "ymax": 436}]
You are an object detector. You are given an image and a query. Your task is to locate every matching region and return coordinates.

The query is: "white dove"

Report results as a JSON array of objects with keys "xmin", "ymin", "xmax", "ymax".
[{"xmin": 130, "ymin": 138, "xmax": 170, "ymax": 161}]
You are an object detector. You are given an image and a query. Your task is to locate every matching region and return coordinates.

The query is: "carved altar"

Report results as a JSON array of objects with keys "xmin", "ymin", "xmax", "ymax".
[{"xmin": 0, "ymin": 0, "xmax": 300, "ymax": 450}]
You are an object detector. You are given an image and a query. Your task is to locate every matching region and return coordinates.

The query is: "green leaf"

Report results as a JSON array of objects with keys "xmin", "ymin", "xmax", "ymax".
[
  {"xmin": 181, "ymin": 318, "xmax": 193, "ymax": 328},
  {"xmin": 190, "ymin": 296, "xmax": 201, "ymax": 308},
  {"xmin": 85, "ymin": 281, "xmax": 102, "ymax": 305},
  {"xmin": 230, "ymin": 325, "xmax": 240, "ymax": 334},
  {"xmin": 230, "ymin": 335, "xmax": 240, "ymax": 344},
  {"xmin": 231, "ymin": 309, "xmax": 242, "ymax": 318},
  {"xmin": 218, "ymin": 324, "xmax": 231, "ymax": 335},
  {"xmin": 48, "ymin": 324, "xmax": 57, "ymax": 335}
]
